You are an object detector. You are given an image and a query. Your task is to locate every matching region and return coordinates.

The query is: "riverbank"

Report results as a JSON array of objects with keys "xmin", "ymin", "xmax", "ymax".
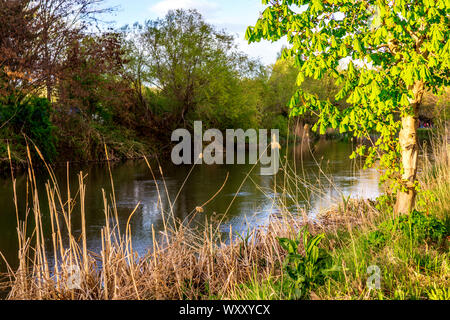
[
  {"xmin": 0, "ymin": 132, "xmax": 448, "ymax": 300},
  {"xmin": 0, "ymin": 124, "xmax": 345, "ymax": 176},
  {"xmin": 234, "ymin": 130, "xmax": 448, "ymax": 300},
  {"xmin": 0, "ymin": 120, "xmax": 167, "ymax": 175}
]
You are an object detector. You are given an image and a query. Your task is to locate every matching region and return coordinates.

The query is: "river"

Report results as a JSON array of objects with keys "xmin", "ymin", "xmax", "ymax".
[{"xmin": 0, "ymin": 139, "xmax": 381, "ymax": 273}]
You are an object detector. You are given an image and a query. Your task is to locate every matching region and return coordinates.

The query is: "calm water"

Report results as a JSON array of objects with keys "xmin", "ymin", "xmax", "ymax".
[{"xmin": 0, "ymin": 140, "xmax": 381, "ymax": 272}]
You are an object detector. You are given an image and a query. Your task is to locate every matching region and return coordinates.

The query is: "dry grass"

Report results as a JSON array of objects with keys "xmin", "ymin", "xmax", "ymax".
[
  {"xmin": 1, "ymin": 143, "xmax": 330, "ymax": 300},
  {"xmin": 2, "ymin": 124, "xmax": 447, "ymax": 300},
  {"xmin": 418, "ymin": 125, "xmax": 450, "ymax": 221}
]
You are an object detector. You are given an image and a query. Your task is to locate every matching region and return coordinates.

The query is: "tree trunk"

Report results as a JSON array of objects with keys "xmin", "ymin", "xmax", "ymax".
[
  {"xmin": 44, "ymin": 25, "xmax": 52, "ymax": 103},
  {"xmin": 394, "ymin": 81, "xmax": 424, "ymax": 215},
  {"xmin": 46, "ymin": 81, "xmax": 52, "ymax": 102}
]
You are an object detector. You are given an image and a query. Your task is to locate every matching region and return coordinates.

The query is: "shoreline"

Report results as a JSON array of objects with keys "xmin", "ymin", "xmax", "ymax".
[{"xmin": 0, "ymin": 130, "xmax": 447, "ymax": 300}]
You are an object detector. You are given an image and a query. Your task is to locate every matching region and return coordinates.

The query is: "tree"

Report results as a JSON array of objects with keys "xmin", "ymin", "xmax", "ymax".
[
  {"xmin": 0, "ymin": 0, "xmax": 112, "ymax": 105},
  {"xmin": 142, "ymin": 9, "xmax": 260, "ymax": 127},
  {"xmin": 120, "ymin": 23, "xmax": 152, "ymax": 114},
  {"xmin": 263, "ymin": 54, "xmax": 344, "ymax": 131},
  {"xmin": 0, "ymin": 0, "xmax": 39, "ymax": 105},
  {"xmin": 247, "ymin": 0, "xmax": 449, "ymax": 214},
  {"xmin": 33, "ymin": 0, "xmax": 111, "ymax": 101},
  {"xmin": 266, "ymin": 57, "xmax": 299, "ymax": 117},
  {"xmin": 57, "ymin": 32, "xmax": 132, "ymax": 122}
]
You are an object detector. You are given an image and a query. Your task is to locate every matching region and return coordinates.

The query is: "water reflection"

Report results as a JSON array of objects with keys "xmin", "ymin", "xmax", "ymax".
[{"xmin": 0, "ymin": 140, "xmax": 381, "ymax": 271}]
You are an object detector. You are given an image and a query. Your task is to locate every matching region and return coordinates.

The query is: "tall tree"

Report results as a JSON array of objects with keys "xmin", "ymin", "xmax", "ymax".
[
  {"xmin": 0, "ymin": 0, "xmax": 39, "ymax": 105},
  {"xmin": 57, "ymin": 32, "xmax": 130, "ymax": 119},
  {"xmin": 120, "ymin": 23, "xmax": 151, "ymax": 114},
  {"xmin": 247, "ymin": 0, "xmax": 449, "ymax": 214},
  {"xmin": 142, "ymin": 9, "xmax": 245, "ymax": 126},
  {"xmin": 33, "ymin": 0, "xmax": 111, "ymax": 101}
]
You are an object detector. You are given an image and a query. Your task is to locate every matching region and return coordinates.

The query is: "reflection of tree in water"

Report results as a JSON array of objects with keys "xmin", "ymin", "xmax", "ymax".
[
  {"xmin": 276, "ymin": 139, "xmax": 380, "ymax": 217},
  {"xmin": 0, "ymin": 141, "xmax": 382, "ymax": 259}
]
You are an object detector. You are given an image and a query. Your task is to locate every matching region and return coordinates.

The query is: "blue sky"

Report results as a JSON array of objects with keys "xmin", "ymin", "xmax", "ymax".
[{"xmin": 102, "ymin": 0, "xmax": 288, "ymax": 65}]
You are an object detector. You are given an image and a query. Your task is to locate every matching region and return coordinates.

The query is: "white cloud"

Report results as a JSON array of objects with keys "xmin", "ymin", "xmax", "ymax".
[
  {"xmin": 150, "ymin": 0, "xmax": 219, "ymax": 17},
  {"xmin": 148, "ymin": 0, "xmax": 284, "ymax": 65}
]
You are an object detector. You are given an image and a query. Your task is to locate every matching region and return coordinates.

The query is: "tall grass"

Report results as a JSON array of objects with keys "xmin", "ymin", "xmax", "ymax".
[
  {"xmin": 418, "ymin": 125, "xmax": 450, "ymax": 222},
  {"xmin": 0, "ymin": 143, "xmax": 319, "ymax": 299},
  {"xmin": 1, "ymin": 125, "xmax": 448, "ymax": 300},
  {"xmin": 312, "ymin": 126, "xmax": 450, "ymax": 300}
]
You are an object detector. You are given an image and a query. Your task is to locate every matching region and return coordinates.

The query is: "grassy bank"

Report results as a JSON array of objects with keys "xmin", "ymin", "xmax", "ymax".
[
  {"xmin": 231, "ymin": 129, "xmax": 449, "ymax": 300},
  {"xmin": 0, "ymin": 131, "xmax": 448, "ymax": 300}
]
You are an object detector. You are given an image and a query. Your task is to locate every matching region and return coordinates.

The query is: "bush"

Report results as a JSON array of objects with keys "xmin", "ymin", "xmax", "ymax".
[
  {"xmin": 278, "ymin": 227, "xmax": 334, "ymax": 299},
  {"xmin": 367, "ymin": 211, "xmax": 448, "ymax": 248},
  {"xmin": 0, "ymin": 97, "xmax": 56, "ymax": 161},
  {"xmin": 389, "ymin": 211, "xmax": 448, "ymax": 242}
]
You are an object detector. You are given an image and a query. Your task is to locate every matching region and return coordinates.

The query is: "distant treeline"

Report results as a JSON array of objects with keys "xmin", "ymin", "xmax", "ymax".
[{"xmin": 1, "ymin": 1, "xmax": 448, "ymax": 169}]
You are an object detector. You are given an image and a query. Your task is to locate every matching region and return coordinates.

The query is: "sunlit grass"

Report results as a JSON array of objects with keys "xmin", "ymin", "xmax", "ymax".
[
  {"xmin": 222, "ymin": 127, "xmax": 450, "ymax": 301},
  {"xmin": 0, "ymin": 126, "xmax": 448, "ymax": 300}
]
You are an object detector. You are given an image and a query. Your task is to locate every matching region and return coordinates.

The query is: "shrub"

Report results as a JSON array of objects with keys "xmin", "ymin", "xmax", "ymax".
[
  {"xmin": 367, "ymin": 211, "xmax": 448, "ymax": 248},
  {"xmin": 278, "ymin": 227, "xmax": 333, "ymax": 299},
  {"xmin": 0, "ymin": 97, "xmax": 56, "ymax": 161},
  {"xmin": 385, "ymin": 211, "xmax": 447, "ymax": 242}
]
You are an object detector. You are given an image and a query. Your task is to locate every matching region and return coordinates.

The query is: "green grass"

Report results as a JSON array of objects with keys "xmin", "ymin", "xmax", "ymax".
[
  {"xmin": 319, "ymin": 211, "xmax": 448, "ymax": 300},
  {"xmin": 230, "ymin": 207, "xmax": 449, "ymax": 300},
  {"xmin": 229, "ymin": 127, "xmax": 449, "ymax": 301}
]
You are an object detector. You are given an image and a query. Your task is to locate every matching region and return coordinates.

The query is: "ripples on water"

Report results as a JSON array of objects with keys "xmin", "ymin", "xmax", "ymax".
[{"xmin": 0, "ymin": 140, "xmax": 381, "ymax": 270}]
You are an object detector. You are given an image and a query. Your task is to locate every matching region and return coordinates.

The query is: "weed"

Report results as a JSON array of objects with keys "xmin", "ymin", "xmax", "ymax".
[{"xmin": 277, "ymin": 227, "xmax": 335, "ymax": 299}]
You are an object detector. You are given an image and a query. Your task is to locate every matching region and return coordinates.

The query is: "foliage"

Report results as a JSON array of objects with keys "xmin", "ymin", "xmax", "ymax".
[
  {"xmin": 268, "ymin": 114, "xmax": 289, "ymax": 139},
  {"xmin": 141, "ymin": 9, "xmax": 264, "ymax": 129},
  {"xmin": 246, "ymin": 0, "xmax": 450, "ymax": 197},
  {"xmin": 0, "ymin": 0, "xmax": 112, "ymax": 103},
  {"xmin": 365, "ymin": 230, "xmax": 388, "ymax": 248},
  {"xmin": 0, "ymin": 0, "xmax": 39, "ymax": 104},
  {"xmin": 366, "ymin": 210, "xmax": 448, "ymax": 250},
  {"xmin": 120, "ymin": 23, "xmax": 152, "ymax": 113},
  {"xmin": 426, "ymin": 286, "xmax": 450, "ymax": 300},
  {"xmin": 390, "ymin": 210, "xmax": 445, "ymax": 241},
  {"xmin": 264, "ymin": 57, "xmax": 298, "ymax": 118},
  {"xmin": 2, "ymin": 1, "xmax": 449, "ymax": 171},
  {"xmin": 57, "ymin": 33, "xmax": 133, "ymax": 124},
  {"xmin": 0, "ymin": 97, "xmax": 56, "ymax": 160},
  {"xmin": 278, "ymin": 227, "xmax": 333, "ymax": 299},
  {"xmin": 32, "ymin": 0, "xmax": 112, "ymax": 100},
  {"xmin": 261, "ymin": 52, "xmax": 347, "ymax": 138},
  {"xmin": 1, "ymin": 6, "xmax": 274, "ymax": 166}
]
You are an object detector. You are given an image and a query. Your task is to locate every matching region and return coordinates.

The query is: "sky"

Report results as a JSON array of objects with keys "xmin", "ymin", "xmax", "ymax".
[{"xmin": 102, "ymin": 0, "xmax": 288, "ymax": 65}]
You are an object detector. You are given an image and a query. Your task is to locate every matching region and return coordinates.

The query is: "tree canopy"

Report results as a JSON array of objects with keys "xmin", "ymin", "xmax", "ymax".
[
  {"xmin": 246, "ymin": 0, "xmax": 449, "ymax": 213},
  {"xmin": 140, "ymin": 9, "xmax": 264, "ymax": 130}
]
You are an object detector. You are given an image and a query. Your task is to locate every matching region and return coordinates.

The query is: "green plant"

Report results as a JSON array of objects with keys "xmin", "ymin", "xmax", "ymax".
[
  {"xmin": 247, "ymin": 0, "xmax": 450, "ymax": 214},
  {"xmin": 1, "ymin": 97, "xmax": 56, "ymax": 160},
  {"xmin": 427, "ymin": 286, "xmax": 450, "ymax": 300},
  {"xmin": 383, "ymin": 210, "xmax": 448, "ymax": 242},
  {"xmin": 367, "ymin": 211, "xmax": 448, "ymax": 249},
  {"xmin": 278, "ymin": 227, "xmax": 333, "ymax": 299},
  {"xmin": 339, "ymin": 194, "xmax": 352, "ymax": 212},
  {"xmin": 366, "ymin": 230, "xmax": 388, "ymax": 248},
  {"xmin": 231, "ymin": 270, "xmax": 288, "ymax": 300}
]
